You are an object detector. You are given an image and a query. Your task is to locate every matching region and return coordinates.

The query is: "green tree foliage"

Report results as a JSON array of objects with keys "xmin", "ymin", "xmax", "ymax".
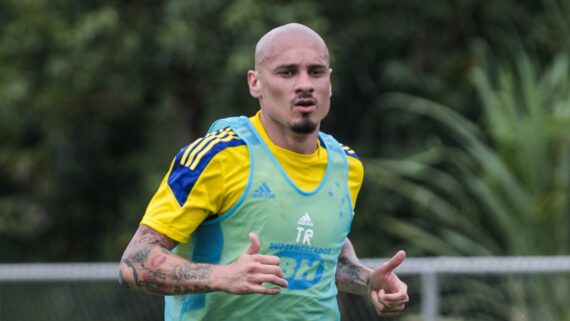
[
  {"xmin": 1, "ymin": 1, "xmax": 155, "ymax": 260},
  {"xmin": 365, "ymin": 49, "xmax": 570, "ymax": 256},
  {"xmin": 0, "ymin": 0, "xmax": 327, "ymax": 261},
  {"xmin": 0, "ymin": 0, "xmax": 569, "ymax": 266},
  {"xmin": 361, "ymin": 46, "xmax": 570, "ymax": 321}
]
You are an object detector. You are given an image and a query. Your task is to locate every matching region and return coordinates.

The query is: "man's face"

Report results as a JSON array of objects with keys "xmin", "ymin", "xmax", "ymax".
[{"xmin": 249, "ymin": 33, "xmax": 331, "ymax": 135}]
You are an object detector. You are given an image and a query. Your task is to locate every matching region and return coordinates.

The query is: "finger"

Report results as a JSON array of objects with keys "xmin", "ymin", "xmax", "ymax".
[
  {"xmin": 252, "ymin": 254, "xmax": 281, "ymax": 265},
  {"xmin": 252, "ymin": 264, "xmax": 284, "ymax": 277},
  {"xmin": 378, "ymin": 289, "xmax": 409, "ymax": 309},
  {"xmin": 246, "ymin": 232, "xmax": 260, "ymax": 254},
  {"xmin": 251, "ymin": 274, "xmax": 289, "ymax": 288},
  {"xmin": 381, "ymin": 298, "xmax": 409, "ymax": 308},
  {"xmin": 382, "ymin": 250, "xmax": 406, "ymax": 273},
  {"xmin": 370, "ymin": 289, "xmax": 380, "ymax": 305},
  {"xmin": 383, "ymin": 303, "xmax": 407, "ymax": 315},
  {"xmin": 370, "ymin": 290, "xmax": 384, "ymax": 315},
  {"xmin": 380, "ymin": 291, "xmax": 409, "ymax": 304},
  {"xmin": 248, "ymin": 284, "xmax": 282, "ymax": 295}
]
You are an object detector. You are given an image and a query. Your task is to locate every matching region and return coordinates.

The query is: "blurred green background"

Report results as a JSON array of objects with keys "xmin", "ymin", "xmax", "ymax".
[{"xmin": 1, "ymin": 0, "xmax": 569, "ymax": 264}]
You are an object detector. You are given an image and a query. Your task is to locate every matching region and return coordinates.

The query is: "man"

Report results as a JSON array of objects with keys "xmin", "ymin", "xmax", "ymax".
[{"xmin": 119, "ymin": 23, "xmax": 409, "ymax": 320}]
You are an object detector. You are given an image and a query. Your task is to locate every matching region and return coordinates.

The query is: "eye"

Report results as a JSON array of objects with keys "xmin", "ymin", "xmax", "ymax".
[
  {"xmin": 278, "ymin": 69, "xmax": 295, "ymax": 77},
  {"xmin": 309, "ymin": 68, "xmax": 326, "ymax": 77}
]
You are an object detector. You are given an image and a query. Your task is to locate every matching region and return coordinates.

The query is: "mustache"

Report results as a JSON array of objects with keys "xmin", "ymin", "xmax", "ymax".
[{"xmin": 292, "ymin": 93, "xmax": 317, "ymax": 105}]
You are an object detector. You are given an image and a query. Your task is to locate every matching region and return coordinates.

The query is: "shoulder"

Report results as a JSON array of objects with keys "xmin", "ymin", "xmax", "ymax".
[
  {"xmin": 320, "ymin": 134, "xmax": 361, "ymax": 162},
  {"xmin": 328, "ymin": 138, "xmax": 364, "ymax": 207},
  {"xmin": 320, "ymin": 134, "xmax": 363, "ymax": 176},
  {"xmin": 167, "ymin": 127, "xmax": 248, "ymax": 205},
  {"xmin": 174, "ymin": 127, "xmax": 246, "ymax": 170},
  {"xmin": 339, "ymin": 143, "xmax": 360, "ymax": 161},
  {"xmin": 330, "ymin": 138, "xmax": 363, "ymax": 179},
  {"xmin": 340, "ymin": 143, "xmax": 363, "ymax": 177}
]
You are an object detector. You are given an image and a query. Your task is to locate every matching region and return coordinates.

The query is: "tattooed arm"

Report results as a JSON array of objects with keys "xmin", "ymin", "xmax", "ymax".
[
  {"xmin": 119, "ymin": 224, "xmax": 288, "ymax": 295},
  {"xmin": 336, "ymin": 238, "xmax": 409, "ymax": 316},
  {"xmin": 335, "ymin": 238, "xmax": 372, "ymax": 295}
]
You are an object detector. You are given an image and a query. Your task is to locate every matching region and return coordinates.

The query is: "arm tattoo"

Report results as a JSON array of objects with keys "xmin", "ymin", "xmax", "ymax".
[
  {"xmin": 335, "ymin": 239, "xmax": 370, "ymax": 296},
  {"xmin": 131, "ymin": 247, "xmax": 152, "ymax": 265},
  {"xmin": 174, "ymin": 262, "xmax": 211, "ymax": 281},
  {"xmin": 120, "ymin": 224, "xmax": 213, "ymax": 295},
  {"xmin": 132, "ymin": 225, "xmax": 178, "ymax": 249},
  {"xmin": 172, "ymin": 262, "xmax": 213, "ymax": 293},
  {"xmin": 119, "ymin": 258, "xmax": 136, "ymax": 288},
  {"xmin": 337, "ymin": 255, "xmax": 368, "ymax": 286}
]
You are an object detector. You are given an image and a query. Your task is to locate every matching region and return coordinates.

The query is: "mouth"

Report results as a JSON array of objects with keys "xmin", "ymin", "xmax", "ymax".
[{"xmin": 293, "ymin": 98, "xmax": 317, "ymax": 112}]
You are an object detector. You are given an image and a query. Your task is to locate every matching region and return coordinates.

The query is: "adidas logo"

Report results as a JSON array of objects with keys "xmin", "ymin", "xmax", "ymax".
[
  {"xmin": 251, "ymin": 182, "xmax": 276, "ymax": 199},
  {"xmin": 297, "ymin": 213, "xmax": 313, "ymax": 227}
]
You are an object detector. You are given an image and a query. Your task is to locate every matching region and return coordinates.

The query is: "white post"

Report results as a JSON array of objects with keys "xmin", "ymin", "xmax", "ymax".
[{"xmin": 421, "ymin": 272, "xmax": 439, "ymax": 321}]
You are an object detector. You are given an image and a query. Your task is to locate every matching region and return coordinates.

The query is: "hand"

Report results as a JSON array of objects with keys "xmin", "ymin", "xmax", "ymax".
[
  {"xmin": 368, "ymin": 250, "xmax": 409, "ymax": 317},
  {"xmin": 211, "ymin": 233, "xmax": 288, "ymax": 295}
]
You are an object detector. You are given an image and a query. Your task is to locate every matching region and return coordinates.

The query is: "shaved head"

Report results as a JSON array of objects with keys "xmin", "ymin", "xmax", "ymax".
[
  {"xmin": 246, "ymin": 23, "xmax": 332, "ymax": 149},
  {"xmin": 254, "ymin": 23, "xmax": 329, "ymax": 70}
]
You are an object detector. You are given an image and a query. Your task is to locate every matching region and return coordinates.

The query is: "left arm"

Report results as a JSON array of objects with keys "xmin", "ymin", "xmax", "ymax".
[
  {"xmin": 335, "ymin": 238, "xmax": 409, "ymax": 317},
  {"xmin": 335, "ymin": 238, "xmax": 372, "ymax": 295}
]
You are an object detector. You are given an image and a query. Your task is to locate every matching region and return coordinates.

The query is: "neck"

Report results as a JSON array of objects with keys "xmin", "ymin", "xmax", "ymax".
[{"xmin": 259, "ymin": 113, "xmax": 319, "ymax": 154}]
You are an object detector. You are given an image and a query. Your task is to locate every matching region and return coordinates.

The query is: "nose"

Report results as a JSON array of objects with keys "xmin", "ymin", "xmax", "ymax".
[{"xmin": 294, "ymin": 71, "xmax": 314, "ymax": 94}]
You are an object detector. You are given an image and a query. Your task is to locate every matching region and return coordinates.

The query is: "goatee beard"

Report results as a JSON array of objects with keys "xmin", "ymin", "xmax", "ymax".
[{"xmin": 290, "ymin": 115, "xmax": 317, "ymax": 134}]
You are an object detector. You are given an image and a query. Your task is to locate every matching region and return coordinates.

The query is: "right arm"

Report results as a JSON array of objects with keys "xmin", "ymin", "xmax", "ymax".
[{"xmin": 118, "ymin": 224, "xmax": 288, "ymax": 295}]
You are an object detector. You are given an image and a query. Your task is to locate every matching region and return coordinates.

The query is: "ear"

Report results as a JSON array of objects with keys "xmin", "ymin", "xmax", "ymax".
[
  {"xmin": 329, "ymin": 68, "xmax": 333, "ymax": 98},
  {"xmin": 247, "ymin": 70, "xmax": 261, "ymax": 98}
]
